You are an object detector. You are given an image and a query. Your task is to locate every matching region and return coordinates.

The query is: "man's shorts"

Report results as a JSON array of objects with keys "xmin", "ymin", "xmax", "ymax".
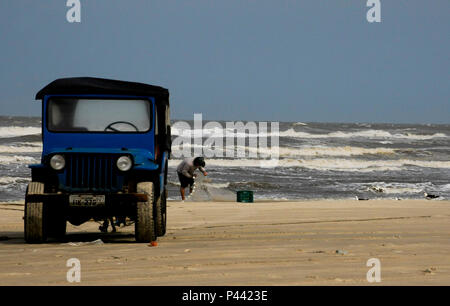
[{"xmin": 177, "ymin": 172, "xmax": 194, "ymax": 188}]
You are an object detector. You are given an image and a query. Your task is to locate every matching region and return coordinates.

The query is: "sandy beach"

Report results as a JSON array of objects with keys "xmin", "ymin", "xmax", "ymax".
[{"xmin": 0, "ymin": 199, "xmax": 449, "ymax": 285}]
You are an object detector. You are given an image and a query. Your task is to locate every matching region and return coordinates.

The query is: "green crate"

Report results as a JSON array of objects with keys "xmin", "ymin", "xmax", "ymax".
[{"xmin": 237, "ymin": 190, "xmax": 254, "ymax": 203}]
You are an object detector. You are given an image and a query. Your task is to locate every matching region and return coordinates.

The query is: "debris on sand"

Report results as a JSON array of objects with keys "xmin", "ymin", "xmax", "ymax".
[
  {"xmin": 423, "ymin": 267, "xmax": 437, "ymax": 274},
  {"xmin": 355, "ymin": 196, "xmax": 369, "ymax": 201},
  {"xmin": 305, "ymin": 275, "xmax": 318, "ymax": 279},
  {"xmin": 335, "ymin": 249, "xmax": 348, "ymax": 255},
  {"xmin": 64, "ymin": 239, "xmax": 104, "ymax": 246},
  {"xmin": 149, "ymin": 241, "xmax": 158, "ymax": 247}
]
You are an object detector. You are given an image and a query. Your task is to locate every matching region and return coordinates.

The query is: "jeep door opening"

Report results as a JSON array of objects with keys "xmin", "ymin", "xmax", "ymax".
[{"xmin": 25, "ymin": 77, "xmax": 171, "ymax": 243}]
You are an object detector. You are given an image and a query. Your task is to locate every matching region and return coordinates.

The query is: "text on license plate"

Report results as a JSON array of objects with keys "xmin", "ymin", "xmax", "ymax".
[{"xmin": 69, "ymin": 195, "xmax": 105, "ymax": 207}]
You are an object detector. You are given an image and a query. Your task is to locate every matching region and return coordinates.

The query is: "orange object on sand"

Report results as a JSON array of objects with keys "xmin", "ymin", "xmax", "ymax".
[{"xmin": 149, "ymin": 241, "xmax": 158, "ymax": 247}]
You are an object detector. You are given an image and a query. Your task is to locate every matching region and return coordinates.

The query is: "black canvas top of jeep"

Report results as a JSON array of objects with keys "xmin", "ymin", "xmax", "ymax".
[{"xmin": 36, "ymin": 77, "xmax": 169, "ymax": 103}]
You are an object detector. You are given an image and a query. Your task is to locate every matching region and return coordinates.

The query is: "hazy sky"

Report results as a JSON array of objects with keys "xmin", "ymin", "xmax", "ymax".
[{"xmin": 0, "ymin": 1, "xmax": 448, "ymax": 123}]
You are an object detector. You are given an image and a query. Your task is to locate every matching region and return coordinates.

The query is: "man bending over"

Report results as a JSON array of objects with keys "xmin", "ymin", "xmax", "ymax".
[{"xmin": 177, "ymin": 157, "xmax": 207, "ymax": 200}]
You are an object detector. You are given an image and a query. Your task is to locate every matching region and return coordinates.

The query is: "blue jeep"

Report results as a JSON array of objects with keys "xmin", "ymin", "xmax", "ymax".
[{"xmin": 25, "ymin": 77, "xmax": 171, "ymax": 243}]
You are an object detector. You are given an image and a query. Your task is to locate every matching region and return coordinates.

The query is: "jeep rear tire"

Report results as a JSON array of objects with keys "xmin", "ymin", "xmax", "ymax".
[
  {"xmin": 24, "ymin": 182, "xmax": 47, "ymax": 243},
  {"xmin": 155, "ymin": 188, "xmax": 167, "ymax": 237},
  {"xmin": 135, "ymin": 182, "xmax": 156, "ymax": 242}
]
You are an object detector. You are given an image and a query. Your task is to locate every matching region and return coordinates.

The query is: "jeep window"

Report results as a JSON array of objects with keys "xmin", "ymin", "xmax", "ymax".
[{"xmin": 47, "ymin": 98, "xmax": 151, "ymax": 132}]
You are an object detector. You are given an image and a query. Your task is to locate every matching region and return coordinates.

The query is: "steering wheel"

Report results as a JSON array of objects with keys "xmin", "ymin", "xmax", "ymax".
[{"xmin": 104, "ymin": 121, "xmax": 139, "ymax": 132}]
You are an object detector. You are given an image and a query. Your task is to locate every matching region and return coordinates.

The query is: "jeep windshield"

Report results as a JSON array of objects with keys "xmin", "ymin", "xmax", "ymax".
[{"xmin": 47, "ymin": 98, "xmax": 151, "ymax": 132}]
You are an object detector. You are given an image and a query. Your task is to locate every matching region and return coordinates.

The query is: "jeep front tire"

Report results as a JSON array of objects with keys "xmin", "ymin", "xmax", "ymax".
[
  {"xmin": 24, "ymin": 182, "xmax": 47, "ymax": 243},
  {"xmin": 135, "ymin": 182, "xmax": 156, "ymax": 242}
]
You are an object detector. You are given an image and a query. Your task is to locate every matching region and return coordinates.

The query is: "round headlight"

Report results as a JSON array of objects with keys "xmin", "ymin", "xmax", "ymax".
[
  {"xmin": 50, "ymin": 154, "xmax": 65, "ymax": 170},
  {"xmin": 117, "ymin": 156, "xmax": 132, "ymax": 171}
]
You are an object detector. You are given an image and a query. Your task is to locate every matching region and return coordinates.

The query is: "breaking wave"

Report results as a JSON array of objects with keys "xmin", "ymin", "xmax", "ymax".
[
  {"xmin": 0, "ymin": 176, "xmax": 30, "ymax": 185},
  {"xmin": 171, "ymin": 125, "xmax": 447, "ymax": 140},
  {"xmin": 228, "ymin": 181, "xmax": 279, "ymax": 189},
  {"xmin": 171, "ymin": 143, "xmax": 398, "ymax": 158},
  {"xmin": 365, "ymin": 182, "xmax": 430, "ymax": 195},
  {"xmin": 248, "ymin": 146, "xmax": 397, "ymax": 157},
  {"xmin": 169, "ymin": 158, "xmax": 450, "ymax": 172},
  {"xmin": 0, "ymin": 143, "xmax": 43, "ymax": 153},
  {"xmin": 0, "ymin": 155, "xmax": 38, "ymax": 164},
  {"xmin": 278, "ymin": 129, "xmax": 447, "ymax": 140},
  {"xmin": 0, "ymin": 126, "xmax": 41, "ymax": 138},
  {"xmin": 341, "ymin": 181, "xmax": 450, "ymax": 196}
]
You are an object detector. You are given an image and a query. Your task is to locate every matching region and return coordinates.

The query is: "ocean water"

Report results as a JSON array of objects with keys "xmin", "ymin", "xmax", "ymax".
[{"xmin": 1, "ymin": 116, "xmax": 449, "ymax": 202}]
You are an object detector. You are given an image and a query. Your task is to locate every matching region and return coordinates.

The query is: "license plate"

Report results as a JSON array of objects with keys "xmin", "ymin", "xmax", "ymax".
[{"xmin": 69, "ymin": 195, "xmax": 105, "ymax": 207}]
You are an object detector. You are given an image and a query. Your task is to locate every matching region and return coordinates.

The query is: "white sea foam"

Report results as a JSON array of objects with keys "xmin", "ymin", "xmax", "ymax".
[
  {"xmin": 0, "ymin": 143, "xmax": 43, "ymax": 153},
  {"xmin": 203, "ymin": 182, "xmax": 231, "ymax": 189},
  {"xmin": 359, "ymin": 181, "xmax": 450, "ymax": 195},
  {"xmin": 0, "ymin": 155, "xmax": 37, "ymax": 164},
  {"xmin": 171, "ymin": 143, "xmax": 398, "ymax": 157},
  {"xmin": 335, "ymin": 181, "xmax": 438, "ymax": 195},
  {"xmin": 168, "ymin": 158, "xmax": 450, "ymax": 172},
  {"xmin": 0, "ymin": 176, "xmax": 30, "ymax": 185},
  {"xmin": 439, "ymin": 183, "xmax": 450, "ymax": 192},
  {"xmin": 171, "ymin": 125, "xmax": 447, "ymax": 140},
  {"xmin": 0, "ymin": 126, "xmax": 41, "ymax": 138},
  {"xmin": 365, "ymin": 182, "xmax": 430, "ymax": 194},
  {"xmin": 249, "ymin": 146, "xmax": 397, "ymax": 157},
  {"xmin": 278, "ymin": 129, "xmax": 448, "ymax": 140}
]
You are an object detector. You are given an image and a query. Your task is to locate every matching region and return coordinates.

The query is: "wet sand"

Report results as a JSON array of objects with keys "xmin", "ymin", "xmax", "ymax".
[{"xmin": 0, "ymin": 199, "xmax": 449, "ymax": 285}]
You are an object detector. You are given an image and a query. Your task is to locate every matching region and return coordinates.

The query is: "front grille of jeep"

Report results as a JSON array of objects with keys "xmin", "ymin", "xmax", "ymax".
[{"xmin": 62, "ymin": 154, "xmax": 123, "ymax": 192}]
